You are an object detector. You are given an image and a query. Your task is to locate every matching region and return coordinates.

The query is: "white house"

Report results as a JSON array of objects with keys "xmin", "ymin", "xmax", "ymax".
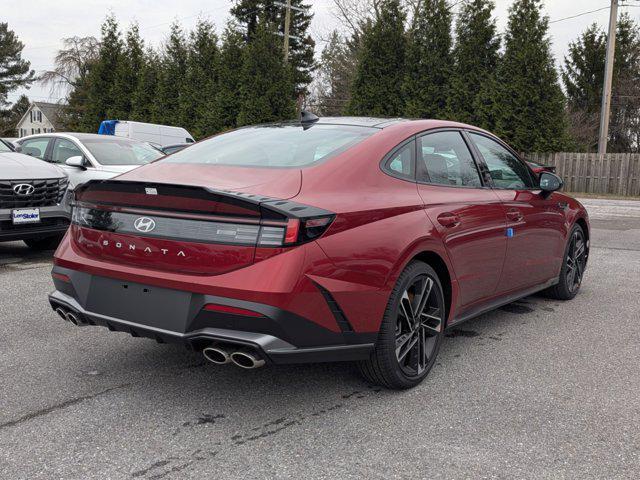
[{"xmin": 16, "ymin": 101, "xmax": 63, "ymax": 137}]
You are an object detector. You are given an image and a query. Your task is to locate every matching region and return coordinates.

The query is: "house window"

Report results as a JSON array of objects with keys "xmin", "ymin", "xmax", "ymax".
[{"xmin": 30, "ymin": 111, "xmax": 33, "ymax": 122}]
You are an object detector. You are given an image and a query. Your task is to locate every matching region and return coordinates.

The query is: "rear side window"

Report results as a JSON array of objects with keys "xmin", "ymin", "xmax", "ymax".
[
  {"xmin": 469, "ymin": 133, "xmax": 534, "ymax": 189},
  {"xmin": 383, "ymin": 140, "xmax": 415, "ymax": 180},
  {"xmin": 52, "ymin": 138, "xmax": 83, "ymax": 164},
  {"xmin": 417, "ymin": 131, "xmax": 482, "ymax": 187},
  {"xmin": 164, "ymin": 124, "xmax": 376, "ymax": 168},
  {"xmin": 20, "ymin": 138, "xmax": 50, "ymax": 159}
]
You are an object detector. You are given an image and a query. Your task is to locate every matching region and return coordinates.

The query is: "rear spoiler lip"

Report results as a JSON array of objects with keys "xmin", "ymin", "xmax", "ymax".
[{"xmin": 73, "ymin": 179, "xmax": 333, "ymax": 220}]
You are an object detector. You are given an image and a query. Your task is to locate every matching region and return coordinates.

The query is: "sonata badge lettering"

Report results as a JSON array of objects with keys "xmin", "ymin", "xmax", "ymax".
[{"xmin": 100, "ymin": 239, "xmax": 186, "ymax": 257}]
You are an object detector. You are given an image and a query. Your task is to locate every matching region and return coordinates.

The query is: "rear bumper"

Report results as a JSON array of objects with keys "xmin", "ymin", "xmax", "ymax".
[
  {"xmin": 0, "ymin": 204, "xmax": 70, "ymax": 241},
  {"xmin": 48, "ymin": 266, "xmax": 376, "ymax": 365}
]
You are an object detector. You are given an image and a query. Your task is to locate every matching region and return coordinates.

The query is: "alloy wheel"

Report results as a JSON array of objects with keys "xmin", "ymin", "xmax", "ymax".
[
  {"xmin": 566, "ymin": 229, "xmax": 587, "ymax": 293},
  {"xmin": 395, "ymin": 274, "xmax": 443, "ymax": 376}
]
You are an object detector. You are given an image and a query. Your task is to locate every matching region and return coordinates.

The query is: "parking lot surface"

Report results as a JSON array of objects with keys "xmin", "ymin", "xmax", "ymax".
[{"xmin": 1, "ymin": 198, "xmax": 639, "ymax": 479}]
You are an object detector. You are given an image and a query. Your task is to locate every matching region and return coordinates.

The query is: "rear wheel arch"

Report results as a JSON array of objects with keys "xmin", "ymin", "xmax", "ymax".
[{"xmin": 411, "ymin": 251, "xmax": 453, "ymax": 325}]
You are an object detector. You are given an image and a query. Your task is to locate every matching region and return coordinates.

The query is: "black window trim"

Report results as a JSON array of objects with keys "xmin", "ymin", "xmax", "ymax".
[
  {"xmin": 415, "ymin": 128, "xmax": 489, "ymax": 190},
  {"xmin": 463, "ymin": 129, "xmax": 539, "ymax": 191},
  {"xmin": 379, "ymin": 136, "xmax": 417, "ymax": 182},
  {"xmin": 51, "ymin": 137, "xmax": 92, "ymax": 167},
  {"xmin": 19, "ymin": 136, "xmax": 55, "ymax": 161}
]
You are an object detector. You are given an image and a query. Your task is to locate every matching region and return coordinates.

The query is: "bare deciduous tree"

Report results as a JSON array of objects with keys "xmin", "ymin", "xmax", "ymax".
[{"xmin": 40, "ymin": 36, "xmax": 99, "ymax": 94}]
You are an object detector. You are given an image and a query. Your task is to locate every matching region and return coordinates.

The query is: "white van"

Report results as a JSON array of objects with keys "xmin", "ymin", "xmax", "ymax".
[{"xmin": 99, "ymin": 120, "xmax": 195, "ymax": 147}]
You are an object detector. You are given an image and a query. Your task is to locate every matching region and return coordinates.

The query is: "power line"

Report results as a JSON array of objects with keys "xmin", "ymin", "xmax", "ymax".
[{"xmin": 549, "ymin": 5, "xmax": 612, "ymax": 24}]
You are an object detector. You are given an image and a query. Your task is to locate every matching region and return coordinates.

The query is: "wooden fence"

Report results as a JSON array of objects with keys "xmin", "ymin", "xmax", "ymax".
[{"xmin": 526, "ymin": 152, "xmax": 640, "ymax": 196}]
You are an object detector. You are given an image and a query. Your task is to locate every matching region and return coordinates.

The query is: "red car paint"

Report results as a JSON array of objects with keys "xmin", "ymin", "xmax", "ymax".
[{"xmin": 51, "ymin": 118, "xmax": 589, "ymax": 357}]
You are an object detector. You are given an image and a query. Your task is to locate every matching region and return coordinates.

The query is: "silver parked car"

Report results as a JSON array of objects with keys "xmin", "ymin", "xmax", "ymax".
[
  {"xmin": 0, "ymin": 138, "xmax": 70, "ymax": 250},
  {"xmin": 15, "ymin": 133, "xmax": 164, "ymax": 189}
]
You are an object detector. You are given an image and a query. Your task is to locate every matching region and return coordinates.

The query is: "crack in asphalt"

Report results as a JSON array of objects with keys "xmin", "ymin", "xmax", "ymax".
[
  {"xmin": 130, "ymin": 385, "xmax": 385, "ymax": 478},
  {"xmin": 0, "ymin": 383, "xmax": 132, "ymax": 431},
  {"xmin": 591, "ymin": 245, "xmax": 640, "ymax": 252}
]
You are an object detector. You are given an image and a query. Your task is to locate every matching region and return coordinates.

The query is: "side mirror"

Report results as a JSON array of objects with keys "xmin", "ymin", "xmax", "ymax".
[
  {"xmin": 489, "ymin": 169, "xmax": 504, "ymax": 180},
  {"xmin": 65, "ymin": 156, "xmax": 87, "ymax": 169},
  {"xmin": 539, "ymin": 171, "xmax": 563, "ymax": 195},
  {"xmin": 14, "ymin": 145, "xmax": 22, "ymax": 152}
]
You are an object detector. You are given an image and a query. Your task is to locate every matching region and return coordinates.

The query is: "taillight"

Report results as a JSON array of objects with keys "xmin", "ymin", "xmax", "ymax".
[{"xmin": 283, "ymin": 215, "xmax": 334, "ymax": 245}]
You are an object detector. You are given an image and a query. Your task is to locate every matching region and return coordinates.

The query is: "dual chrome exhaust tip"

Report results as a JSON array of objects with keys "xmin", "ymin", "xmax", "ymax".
[
  {"xmin": 202, "ymin": 345, "xmax": 265, "ymax": 369},
  {"xmin": 54, "ymin": 306, "xmax": 87, "ymax": 326}
]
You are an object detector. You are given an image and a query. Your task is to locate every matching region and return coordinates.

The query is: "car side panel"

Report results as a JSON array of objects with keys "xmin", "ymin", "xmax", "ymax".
[
  {"xmin": 492, "ymin": 189, "xmax": 567, "ymax": 292},
  {"xmin": 315, "ymin": 207, "xmax": 439, "ymax": 332},
  {"xmin": 418, "ymin": 184, "xmax": 507, "ymax": 314}
]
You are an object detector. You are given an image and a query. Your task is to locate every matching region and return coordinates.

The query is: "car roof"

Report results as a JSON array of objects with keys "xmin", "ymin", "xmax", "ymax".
[
  {"xmin": 276, "ymin": 116, "xmax": 481, "ymax": 132},
  {"xmin": 313, "ymin": 117, "xmax": 409, "ymax": 128},
  {"xmin": 18, "ymin": 132, "xmax": 143, "ymax": 142}
]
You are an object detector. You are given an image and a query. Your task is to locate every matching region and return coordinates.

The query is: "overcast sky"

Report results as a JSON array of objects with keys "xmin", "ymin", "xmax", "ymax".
[{"xmin": 5, "ymin": 0, "xmax": 640, "ymax": 106}]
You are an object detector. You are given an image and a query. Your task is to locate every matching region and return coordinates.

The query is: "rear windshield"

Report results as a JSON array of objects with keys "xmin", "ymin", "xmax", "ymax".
[
  {"xmin": 164, "ymin": 124, "xmax": 377, "ymax": 168},
  {"xmin": 82, "ymin": 138, "xmax": 163, "ymax": 166}
]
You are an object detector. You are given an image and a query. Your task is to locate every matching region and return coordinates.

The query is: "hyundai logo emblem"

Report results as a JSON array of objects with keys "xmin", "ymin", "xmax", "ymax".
[
  {"xmin": 13, "ymin": 183, "xmax": 35, "ymax": 195},
  {"xmin": 133, "ymin": 217, "xmax": 156, "ymax": 233}
]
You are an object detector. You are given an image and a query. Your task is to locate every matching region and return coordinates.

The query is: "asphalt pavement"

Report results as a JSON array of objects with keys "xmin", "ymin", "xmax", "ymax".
[{"xmin": 0, "ymin": 198, "xmax": 639, "ymax": 479}]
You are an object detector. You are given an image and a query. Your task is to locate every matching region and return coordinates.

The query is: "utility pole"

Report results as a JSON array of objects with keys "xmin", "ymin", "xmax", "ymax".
[
  {"xmin": 598, "ymin": 0, "xmax": 619, "ymax": 155},
  {"xmin": 283, "ymin": 0, "xmax": 292, "ymax": 62},
  {"xmin": 275, "ymin": 1, "xmax": 306, "ymax": 61}
]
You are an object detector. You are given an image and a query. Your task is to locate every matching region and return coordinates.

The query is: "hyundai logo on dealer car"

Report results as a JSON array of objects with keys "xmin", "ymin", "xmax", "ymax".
[{"xmin": 13, "ymin": 183, "xmax": 35, "ymax": 196}]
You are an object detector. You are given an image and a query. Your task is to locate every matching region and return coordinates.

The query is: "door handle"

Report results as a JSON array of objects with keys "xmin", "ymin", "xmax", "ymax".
[
  {"xmin": 506, "ymin": 208, "xmax": 523, "ymax": 222},
  {"xmin": 437, "ymin": 212, "xmax": 461, "ymax": 228}
]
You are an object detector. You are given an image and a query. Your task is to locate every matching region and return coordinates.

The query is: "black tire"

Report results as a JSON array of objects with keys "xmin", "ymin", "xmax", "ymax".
[
  {"xmin": 359, "ymin": 261, "xmax": 445, "ymax": 390},
  {"xmin": 544, "ymin": 224, "xmax": 587, "ymax": 300},
  {"xmin": 23, "ymin": 234, "xmax": 64, "ymax": 251}
]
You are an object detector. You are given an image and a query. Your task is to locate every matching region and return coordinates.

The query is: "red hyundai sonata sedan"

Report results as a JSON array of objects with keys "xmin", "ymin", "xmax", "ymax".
[{"xmin": 49, "ymin": 115, "xmax": 589, "ymax": 389}]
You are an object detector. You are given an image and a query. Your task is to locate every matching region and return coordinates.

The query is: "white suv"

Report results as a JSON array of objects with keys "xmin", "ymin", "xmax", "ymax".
[{"xmin": 0, "ymin": 139, "xmax": 70, "ymax": 250}]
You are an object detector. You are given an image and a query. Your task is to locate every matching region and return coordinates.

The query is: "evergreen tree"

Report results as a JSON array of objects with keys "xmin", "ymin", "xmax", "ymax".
[
  {"xmin": 0, "ymin": 23, "xmax": 35, "ymax": 108},
  {"xmin": 403, "ymin": 0, "xmax": 452, "ymax": 119},
  {"xmin": 155, "ymin": 22, "xmax": 188, "ymax": 127},
  {"xmin": 216, "ymin": 26, "xmax": 246, "ymax": 130},
  {"xmin": 231, "ymin": 0, "xmax": 315, "ymax": 95},
  {"xmin": 314, "ymin": 30, "xmax": 358, "ymax": 115},
  {"xmin": 236, "ymin": 21, "xmax": 295, "ymax": 126},
  {"xmin": 497, "ymin": 0, "xmax": 568, "ymax": 152},
  {"xmin": 562, "ymin": 23, "xmax": 606, "ymax": 151},
  {"xmin": 81, "ymin": 15, "xmax": 123, "ymax": 131},
  {"xmin": 110, "ymin": 23, "xmax": 145, "ymax": 119},
  {"xmin": 608, "ymin": 14, "xmax": 640, "ymax": 152},
  {"xmin": 448, "ymin": 0, "xmax": 501, "ymax": 128},
  {"xmin": 130, "ymin": 49, "xmax": 161, "ymax": 123},
  {"xmin": 563, "ymin": 24, "xmax": 605, "ymax": 114},
  {"xmin": 0, "ymin": 94, "xmax": 30, "ymax": 136},
  {"xmin": 182, "ymin": 19, "xmax": 221, "ymax": 138},
  {"xmin": 347, "ymin": 0, "xmax": 406, "ymax": 116}
]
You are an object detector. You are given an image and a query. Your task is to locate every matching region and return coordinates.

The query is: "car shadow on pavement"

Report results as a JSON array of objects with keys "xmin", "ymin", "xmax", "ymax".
[
  {"xmin": 65, "ymin": 292, "xmax": 558, "ymax": 405},
  {"xmin": 0, "ymin": 240, "xmax": 55, "ymax": 266}
]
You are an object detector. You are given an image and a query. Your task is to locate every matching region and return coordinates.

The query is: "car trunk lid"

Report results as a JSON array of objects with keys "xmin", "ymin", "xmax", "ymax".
[
  {"xmin": 115, "ymin": 163, "xmax": 303, "ymax": 200},
  {"xmin": 70, "ymin": 175, "xmax": 331, "ymax": 276}
]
